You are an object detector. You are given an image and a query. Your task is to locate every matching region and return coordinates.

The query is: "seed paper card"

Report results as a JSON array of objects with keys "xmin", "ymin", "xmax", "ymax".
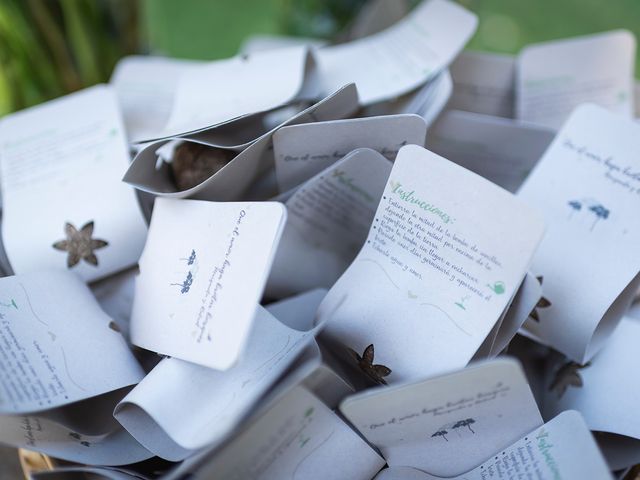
[
  {"xmin": 516, "ymin": 30, "xmax": 635, "ymax": 129},
  {"xmin": 110, "ymin": 55, "xmax": 203, "ymax": 143},
  {"xmin": 0, "ymin": 271, "xmax": 144, "ymax": 415},
  {"xmin": 267, "ymin": 148, "xmax": 392, "ymax": 298},
  {"xmin": 543, "ymin": 317, "xmax": 640, "ymax": 469},
  {"xmin": 130, "ymin": 198, "xmax": 286, "ymax": 369},
  {"xmin": 426, "ymin": 110, "xmax": 555, "ymax": 193},
  {"xmin": 315, "ymin": 0, "xmax": 477, "ymax": 105},
  {"xmin": 0, "ymin": 85, "xmax": 148, "ymax": 283},
  {"xmin": 159, "ymin": 46, "xmax": 315, "ymax": 139},
  {"xmin": 317, "ymin": 145, "xmax": 544, "ymax": 383},
  {"xmin": 340, "ymin": 358, "xmax": 542, "ymax": 477},
  {"xmin": 117, "ymin": 305, "xmax": 317, "ymax": 461},
  {"xmin": 449, "ymin": 51, "xmax": 516, "ymax": 118},
  {"xmin": 123, "ymin": 84, "xmax": 359, "ymax": 202},
  {"xmin": 273, "ymin": 114, "xmax": 426, "ymax": 192},
  {"xmin": 518, "ymin": 104, "xmax": 640, "ymax": 363},
  {"xmin": 0, "ymin": 415, "xmax": 152, "ymax": 466},
  {"xmin": 190, "ymin": 386, "xmax": 385, "ymax": 480},
  {"xmin": 374, "ymin": 411, "xmax": 611, "ymax": 480}
]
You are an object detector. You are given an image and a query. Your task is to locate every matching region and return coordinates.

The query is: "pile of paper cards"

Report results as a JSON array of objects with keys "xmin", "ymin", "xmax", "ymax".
[{"xmin": 1, "ymin": 1, "xmax": 639, "ymax": 479}]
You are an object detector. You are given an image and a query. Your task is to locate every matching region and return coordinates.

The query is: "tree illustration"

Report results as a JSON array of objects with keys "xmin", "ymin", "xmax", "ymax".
[
  {"xmin": 529, "ymin": 276, "xmax": 552, "ymax": 322},
  {"xmin": 431, "ymin": 430, "xmax": 448, "ymax": 442},
  {"xmin": 549, "ymin": 360, "xmax": 591, "ymax": 398},
  {"xmin": 347, "ymin": 344, "xmax": 391, "ymax": 385},
  {"xmin": 589, "ymin": 205, "xmax": 609, "ymax": 231},
  {"xmin": 452, "ymin": 418, "xmax": 476, "ymax": 434},
  {"xmin": 567, "ymin": 200, "xmax": 582, "ymax": 219}
]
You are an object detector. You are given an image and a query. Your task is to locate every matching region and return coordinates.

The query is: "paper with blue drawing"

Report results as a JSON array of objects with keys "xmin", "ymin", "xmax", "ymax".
[
  {"xmin": 130, "ymin": 198, "xmax": 287, "ymax": 369},
  {"xmin": 317, "ymin": 144, "xmax": 545, "ymax": 383},
  {"xmin": 518, "ymin": 104, "xmax": 640, "ymax": 363}
]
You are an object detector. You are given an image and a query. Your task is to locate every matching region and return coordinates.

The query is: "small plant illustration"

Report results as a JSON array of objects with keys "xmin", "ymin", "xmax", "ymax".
[
  {"xmin": 567, "ymin": 200, "xmax": 582, "ymax": 219},
  {"xmin": 171, "ymin": 271, "xmax": 193, "ymax": 294},
  {"xmin": 589, "ymin": 205, "xmax": 609, "ymax": 231},
  {"xmin": 347, "ymin": 344, "xmax": 392, "ymax": 385},
  {"xmin": 529, "ymin": 276, "xmax": 552, "ymax": 322},
  {"xmin": 52, "ymin": 221, "xmax": 108, "ymax": 267},
  {"xmin": 549, "ymin": 360, "xmax": 591, "ymax": 398},
  {"xmin": 486, "ymin": 281, "xmax": 505, "ymax": 295},
  {"xmin": 0, "ymin": 299, "xmax": 18, "ymax": 310},
  {"xmin": 181, "ymin": 249, "xmax": 197, "ymax": 265},
  {"xmin": 431, "ymin": 430, "xmax": 449, "ymax": 442},
  {"xmin": 452, "ymin": 418, "xmax": 476, "ymax": 434},
  {"xmin": 455, "ymin": 295, "xmax": 469, "ymax": 310}
]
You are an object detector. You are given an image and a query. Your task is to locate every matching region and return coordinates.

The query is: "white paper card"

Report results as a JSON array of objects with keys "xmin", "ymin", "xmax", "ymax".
[
  {"xmin": 0, "ymin": 415, "xmax": 151, "ymax": 466},
  {"xmin": 116, "ymin": 306, "xmax": 315, "ymax": 461},
  {"xmin": 267, "ymin": 148, "xmax": 392, "ymax": 298},
  {"xmin": 0, "ymin": 85, "xmax": 148, "ymax": 283},
  {"xmin": 426, "ymin": 110, "xmax": 555, "ymax": 193},
  {"xmin": 543, "ymin": 318, "xmax": 640, "ymax": 443},
  {"xmin": 518, "ymin": 104, "xmax": 640, "ymax": 362},
  {"xmin": 194, "ymin": 386, "xmax": 385, "ymax": 480},
  {"xmin": 315, "ymin": 0, "xmax": 477, "ymax": 105},
  {"xmin": 162, "ymin": 46, "xmax": 312, "ymax": 138},
  {"xmin": 376, "ymin": 411, "xmax": 611, "ymax": 480},
  {"xmin": 450, "ymin": 51, "xmax": 516, "ymax": 118},
  {"xmin": 0, "ymin": 270, "xmax": 144, "ymax": 414},
  {"xmin": 130, "ymin": 198, "xmax": 286, "ymax": 369},
  {"xmin": 340, "ymin": 358, "xmax": 542, "ymax": 476},
  {"xmin": 110, "ymin": 55, "xmax": 202, "ymax": 143},
  {"xmin": 318, "ymin": 145, "xmax": 544, "ymax": 382},
  {"xmin": 273, "ymin": 114, "xmax": 425, "ymax": 192},
  {"xmin": 516, "ymin": 30, "xmax": 635, "ymax": 129}
]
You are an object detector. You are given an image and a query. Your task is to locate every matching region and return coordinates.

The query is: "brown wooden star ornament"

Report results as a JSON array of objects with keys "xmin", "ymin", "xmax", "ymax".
[{"xmin": 52, "ymin": 221, "xmax": 108, "ymax": 268}]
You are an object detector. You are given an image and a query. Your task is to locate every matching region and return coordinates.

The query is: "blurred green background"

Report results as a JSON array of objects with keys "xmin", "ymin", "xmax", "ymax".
[{"xmin": 1, "ymin": 0, "xmax": 640, "ymax": 115}]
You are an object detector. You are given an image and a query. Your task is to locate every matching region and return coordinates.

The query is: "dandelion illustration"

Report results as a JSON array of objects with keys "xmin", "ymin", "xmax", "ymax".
[
  {"xmin": 549, "ymin": 360, "xmax": 591, "ymax": 398},
  {"xmin": 529, "ymin": 276, "xmax": 551, "ymax": 322},
  {"xmin": 347, "ymin": 344, "xmax": 392, "ymax": 385},
  {"xmin": 589, "ymin": 205, "xmax": 609, "ymax": 231},
  {"xmin": 452, "ymin": 418, "xmax": 476, "ymax": 434},
  {"xmin": 431, "ymin": 430, "xmax": 449, "ymax": 442},
  {"xmin": 567, "ymin": 200, "xmax": 582, "ymax": 219},
  {"xmin": 171, "ymin": 271, "xmax": 193, "ymax": 294},
  {"xmin": 52, "ymin": 221, "xmax": 108, "ymax": 267}
]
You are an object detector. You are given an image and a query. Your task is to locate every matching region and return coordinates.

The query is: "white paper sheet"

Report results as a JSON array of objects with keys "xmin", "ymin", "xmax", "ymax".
[
  {"xmin": 375, "ymin": 411, "xmax": 611, "ymax": 479},
  {"xmin": 426, "ymin": 110, "xmax": 555, "ymax": 193},
  {"xmin": 0, "ymin": 415, "xmax": 151, "ymax": 466},
  {"xmin": 0, "ymin": 271, "xmax": 144, "ymax": 414},
  {"xmin": 518, "ymin": 104, "xmax": 640, "ymax": 362},
  {"xmin": 341, "ymin": 358, "xmax": 542, "ymax": 477},
  {"xmin": 0, "ymin": 85, "xmax": 148, "ymax": 283},
  {"xmin": 318, "ymin": 145, "xmax": 544, "ymax": 383},
  {"xmin": 110, "ymin": 55, "xmax": 202, "ymax": 143},
  {"xmin": 267, "ymin": 148, "xmax": 392, "ymax": 298},
  {"xmin": 116, "ymin": 306, "xmax": 315, "ymax": 461},
  {"xmin": 516, "ymin": 30, "xmax": 635, "ymax": 129},
  {"xmin": 315, "ymin": 0, "xmax": 477, "ymax": 105},
  {"xmin": 130, "ymin": 198, "xmax": 286, "ymax": 369},
  {"xmin": 161, "ymin": 46, "xmax": 313, "ymax": 138},
  {"xmin": 123, "ymin": 84, "xmax": 359, "ymax": 202},
  {"xmin": 543, "ymin": 318, "xmax": 640, "ymax": 448},
  {"xmin": 449, "ymin": 51, "xmax": 516, "ymax": 118},
  {"xmin": 273, "ymin": 114, "xmax": 425, "ymax": 192},
  {"xmin": 189, "ymin": 386, "xmax": 385, "ymax": 480}
]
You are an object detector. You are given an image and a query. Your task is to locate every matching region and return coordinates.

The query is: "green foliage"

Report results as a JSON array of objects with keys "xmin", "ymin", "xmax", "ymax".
[{"xmin": 0, "ymin": 0, "xmax": 139, "ymax": 115}]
